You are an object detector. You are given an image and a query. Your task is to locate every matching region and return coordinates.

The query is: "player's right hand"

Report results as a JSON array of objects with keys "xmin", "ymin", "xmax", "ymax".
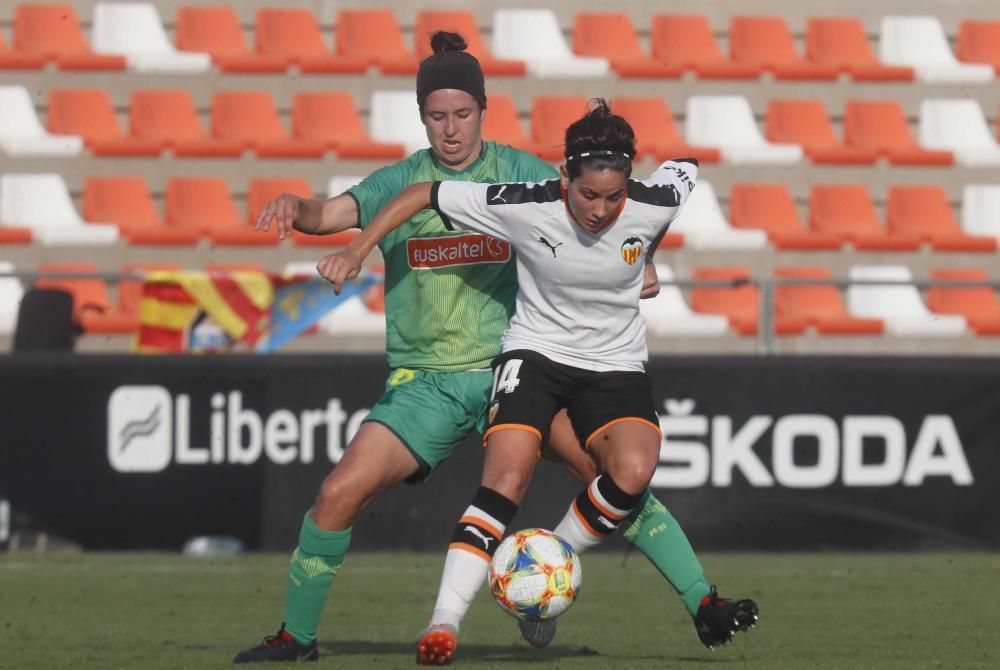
[
  {"xmin": 317, "ymin": 249, "xmax": 363, "ymax": 295},
  {"xmin": 255, "ymin": 193, "xmax": 299, "ymax": 240}
]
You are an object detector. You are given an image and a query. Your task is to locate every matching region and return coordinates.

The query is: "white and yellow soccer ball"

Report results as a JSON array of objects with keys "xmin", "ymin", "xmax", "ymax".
[{"xmin": 488, "ymin": 528, "xmax": 582, "ymax": 621}]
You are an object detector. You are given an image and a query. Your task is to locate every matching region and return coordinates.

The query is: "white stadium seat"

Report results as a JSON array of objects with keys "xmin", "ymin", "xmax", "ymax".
[
  {"xmin": 0, "ymin": 174, "xmax": 119, "ymax": 246},
  {"xmin": 369, "ymin": 91, "xmax": 428, "ymax": 156},
  {"xmin": 918, "ymin": 99, "xmax": 1000, "ymax": 167},
  {"xmin": 492, "ymin": 9, "xmax": 609, "ymax": 78},
  {"xmin": 668, "ymin": 181, "xmax": 768, "ymax": 250},
  {"xmin": 0, "ymin": 86, "xmax": 83, "ymax": 157},
  {"xmin": 685, "ymin": 96, "xmax": 803, "ymax": 165},
  {"xmin": 92, "ymin": 3, "xmax": 211, "ymax": 73},
  {"xmin": 327, "ymin": 176, "xmax": 364, "ymax": 198},
  {"xmin": 0, "ymin": 261, "xmax": 24, "ymax": 336},
  {"xmin": 640, "ymin": 264, "xmax": 730, "ymax": 335},
  {"xmin": 961, "ymin": 184, "xmax": 1000, "ymax": 241},
  {"xmin": 879, "ymin": 16, "xmax": 994, "ymax": 84},
  {"xmin": 847, "ymin": 265, "xmax": 967, "ymax": 336}
]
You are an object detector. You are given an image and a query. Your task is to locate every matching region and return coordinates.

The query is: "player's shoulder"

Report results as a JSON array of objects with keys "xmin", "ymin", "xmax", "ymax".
[
  {"xmin": 482, "ymin": 179, "xmax": 562, "ymax": 208},
  {"xmin": 627, "ymin": 158, "xmax": 698, "ymax": 207},
  {"xmin": 487, "ymin": 141, "xmax": 559, "ymax": 180}
]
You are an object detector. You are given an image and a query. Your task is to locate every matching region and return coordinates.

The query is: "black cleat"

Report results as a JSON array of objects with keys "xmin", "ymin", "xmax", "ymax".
[
  {"xmin": 233, "ymin": 624, "xmax": 319, "ymax": 663},
  {"xmin": 693, "ymin": 585, "xmax": 759, "ymax": 651}
]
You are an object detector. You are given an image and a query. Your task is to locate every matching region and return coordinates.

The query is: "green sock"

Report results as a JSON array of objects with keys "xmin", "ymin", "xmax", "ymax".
[
  {"xmin": 283, "ymin": 511, "xmax": 352, "ymax": 644},
  {"xmin": 619, "ymin": 489, "xmax": 711, "ymax": 617}
]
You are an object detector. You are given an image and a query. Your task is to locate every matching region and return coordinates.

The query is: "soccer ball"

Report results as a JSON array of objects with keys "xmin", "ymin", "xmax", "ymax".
[{"xmin": 488, "ymin": 528, "xmax": 582, "ymax": 621}]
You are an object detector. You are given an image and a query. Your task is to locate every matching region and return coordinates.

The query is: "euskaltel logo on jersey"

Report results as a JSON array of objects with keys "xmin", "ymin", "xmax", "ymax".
[
  {"xmin": 407, "ymin": 233, "xmax": 511, "ymax": 269},
  {"xmin": 621, "ymin": 237, "xmax": 644, "ymax": 265}
]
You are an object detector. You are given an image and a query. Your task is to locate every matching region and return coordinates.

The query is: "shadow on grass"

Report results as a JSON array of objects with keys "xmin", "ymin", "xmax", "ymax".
[{"xmin": 320, "ymin": 640, "xmax": 601, "ymax": 663}]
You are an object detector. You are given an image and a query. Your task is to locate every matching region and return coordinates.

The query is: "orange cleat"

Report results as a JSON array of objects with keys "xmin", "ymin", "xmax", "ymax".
[{"xmin": 415, "ymin": 623, "xmax": 458, "ymax": 665}]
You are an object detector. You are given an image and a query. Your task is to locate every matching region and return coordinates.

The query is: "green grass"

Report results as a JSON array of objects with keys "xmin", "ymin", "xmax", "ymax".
[{"xmin": 2, "ymin": 552, "xmax": 999, "ymax": 669}]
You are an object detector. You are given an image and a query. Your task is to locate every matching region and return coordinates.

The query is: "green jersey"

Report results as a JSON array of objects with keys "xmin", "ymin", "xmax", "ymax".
[{"xmin": 348, "ymin": 141, "xmax": 557, "ymax": 372}]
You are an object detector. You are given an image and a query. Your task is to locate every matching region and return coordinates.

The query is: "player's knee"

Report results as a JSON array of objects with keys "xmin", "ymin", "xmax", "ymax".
[
  {"xmin": 606, "ymin": 451, "xmax": 657, "ymax": 495},
  {"xmin": 313, "ymin": 475, "xmax": 364, "ymax": 527}
]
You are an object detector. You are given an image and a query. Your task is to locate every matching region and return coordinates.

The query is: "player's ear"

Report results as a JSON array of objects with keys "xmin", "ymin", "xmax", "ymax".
[{"xmin": 559, "ymin": 163, "xmax": 569, "ymax": 190}]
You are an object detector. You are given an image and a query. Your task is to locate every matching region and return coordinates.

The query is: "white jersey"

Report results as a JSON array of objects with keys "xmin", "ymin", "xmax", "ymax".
[{"xmin": 432, "ymin": 159, "xmax": 697, "ymax": 372}]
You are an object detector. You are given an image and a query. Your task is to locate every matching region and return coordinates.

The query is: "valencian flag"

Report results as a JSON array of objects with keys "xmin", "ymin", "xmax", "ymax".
[{"xmin": 132, "ymin": 270, "xmax": 381, "ymax": 354}]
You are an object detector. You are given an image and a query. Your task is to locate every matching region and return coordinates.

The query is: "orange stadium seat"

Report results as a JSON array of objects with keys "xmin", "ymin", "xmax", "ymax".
[
  {"xmin": 531, "ymin": 96, "xmax": 591, "ymax": 160},
  {"xmin": 611, "ymin": 97, "xmax": 720, "ymax": 164},
  {"xmin": 245, "ymin": 177, "xmax": 349, "ymax": 248},
  {"xmin": 843, "ymin": 101, "xmax": 953, "ymax": 165},
  {"xmin": 34, "ymin": 262, "xmax": 118, "ymax": 332},
  {"xmin": 482, "ymin": 95, "xmax": 543, "ymax": 154},
  {"xmin": 774, "ymin": 266, "xmax": 883, "ymax": 335},
  {"xmin": 651, "ymin": 15, "xmax": 760, "ymax": 79},
  {"xmin": 414, "ymin": 11, "xmax": 525, "ymax": 75},
  {"xmin": 957, "ymin": 21, "xmax": 1000, "ymax": 74},
  {"xmin": 130, "ymin": 89, "xmax": 243, "ymax": 157},
  {"xmin": 808, "ymin": 184, "xmax": 920, "ymax": 251},
  {"xmin": 0, "ymin": 225, "xmax": 32, "ymax": 244},
  {"xmin": 887, "ymin": 186, "xmax": 997, "ymax": 252},
  {"xmin": 729, "ymin": 16, "xmax": 838, "ymax": 80},
  {"xmin": 335, "ymin": 9, "xmax": 419, "ymax": 74},
  {"xmin": 165, "ymin": 177, "xmax": 262, "ymax": 246},
  {"xmin": 0, "ymin": 24, "xmax": 45, "ymax": 69},
  {"xmin": 928, "ymin": 268, "xmax": 1000, "ymax": 335},
  {"xmin": 765, "ymin": 99, "xmax": 877, "ymax": 164},
  {"xmin": 691, "ymin": 266, "xmax": 758, "ymax": 335},
  {"xmin": 12, "ymin": 4, "xmax": 124, "ymax": 70},
  {"xmin": 211, "ymin": 91, "xmax": 325, "ymax": 158},
  {"xmin": 255, "ymin": 8, "xmax": 365, "ymax": 73},
  {"xmin": 175, "ymin": 6, "xmax": 285, "ymax": 73},
  {"xmin": 292, "ymin": 92, "xmax": 404, "ymax": 160},
  {"xmin": 83, "ymin": 176, "xmax": 201, "ymax": 245},
  {"xmin": 574, "ymin": 13, "xmax": 682, "ymax": 78},
  {"xmin": 47, "ymin": 89, "xmax": 162, "ymax": 156},
  {"xmin": 805, "ymin": 18, "xmax": 913, "ymax": 81},
  {"xmin": 730, "ymin": 184, "xmax": 841, "ymax": 250},
  {"xmin": 203, "ymin": 263, "xmax": 266, "ymax": 274}
]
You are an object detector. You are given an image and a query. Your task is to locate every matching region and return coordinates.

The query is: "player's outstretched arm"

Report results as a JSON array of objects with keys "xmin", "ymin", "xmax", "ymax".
[
  {"xmin": 317, "ymin": 182, "xmax": 434, "ymax": 293},
  {"xmin": 254, "ymin": 193, "xmax": 360, "ymax": 240}
]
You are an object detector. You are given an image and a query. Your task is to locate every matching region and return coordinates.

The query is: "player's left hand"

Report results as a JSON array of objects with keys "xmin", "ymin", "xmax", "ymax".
[
  {"xmin": 640, "ymin": 261, "xmax": 660, "ymax": 299},
  {"xmin": 317, "ymin": 249, "xmax": 363, "ymax": 294}
]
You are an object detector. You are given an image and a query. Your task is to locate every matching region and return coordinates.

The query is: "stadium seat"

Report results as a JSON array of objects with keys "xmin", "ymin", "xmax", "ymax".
[
  {"xmin": 573, "ymin": 13, "xmax": 682, "ymax": 78},
  {"xmin": 33, "ymin": 262, "xmax": 116, "ymax": 331},
  {"xmin": 165, "ymin": 177, "xmax": 258, "ymax": 246},
  {"xmin": 640, "ymin": 264, "xmax": 729, "ymax": 335},
  {"xmin": 255, "ymin": 8, "xmax": 365, "ymax": 73},
  {"xmin": 847, "ymin": 265, "xmax": 967, "ymax": 336},
  {"xmin": 729, "ymin": 184, "xmax": 841, "ymax": 250},
  {"xmin": 174, "ymin": 6, "xmax": 285, "ymax": 73},
  {"xmin": 0, "ymin": 85, "xmax": 83, "ymax": 156},
  {"xmin": 879, "ymin": 16, "xmax": 993, "ymax": 83},
  {"xmin": 247, "ymin": 178, "xmax": 314, "ymax": 247},
  {"xmin": 211, "ymin": 91, "xmax": 325, "ymax": 158},
  {"xmin": 83, "ymin": 176, "xmax": 200, "ymax": 245},
  {"xmin": 0, "ymin": 173, "xmax": 118, "ymax": 245},
  {"xmin": 336, "ymin": 9, "xmax": 419, "ymax": 74},
  {"xmin": 886, "ymin": 186, "xmax": 997, "ymax": 252},
  {"xmin": 13, "ymin": 4, "xmax": 124, "ymax": 70},
  {"xmin": 130, "ymin": 89, "xmax": 242, "ymax": 157},
  {"xmin": 0, "ymin": 28, "xmax": 45, "ymax": 69},
  {"xmin": 531, "ymin": 96, "xmax": 590, "ymax": 160},
  {"xmin": 481, "ymin": 95, "xmax": 542, "ymax": 154},
  {"xmin": 47, "ymin": 89, "xmax": 161, "ymax": 156},
  {"xmin": 809, "ymin": 184, "xmax": 920, "ymax": 251},
  {"xmin": 0, "ymin": 261, "xmax": 24, "ymax": 335},
  {"xmin": 774, "ymin": 266, "xmax": 883, "ymax": 335},
  {"xmin": 492, "ymin": 9, "xmax": 609, "ymax": 78},
  {"xmin": 290, "ymin": 175, "xmax": 362, "ymax": 248},
  {"xmin": 291, "ymin": 92, "xmax": 404, "ymax": 160},
  {"xmin": 610, "ymin": 97, "xmax": 720, "ymax": 163},
  {"xmin": 957, "ymin": 21, "xmax": 1000, "ymax": 74},
  {"xmin": 92, "ymin": 2, "xmax": 211, "ymax": 72},
  {"xmin": 765, "ymin": 99, "xmax": 877, "ymax": 164},
  {"xmin": 651, "ymin": 14, "xmax": 759, "ymax": 79},
  {"xmin": 918, "ymin": 99, "xmax": 1000, "ymax": 167},
  {"xmin": 805, "ymin": 18, "xmax": 913, "ymax": 81},
  {"xmin": 669, "ymin": 181, "xmax": 768, "ymax": 249},
  {"xmin": 961, "ymin": 184, "xmax": 1000, "ymax": 242},
  {"xmin": 414, "ymin": 11, "xmax": 525, "ymax": 76},
  {"xmin": 369, "ymin": 91, "xmax": 428, "ymax": 155},
  {"xmin": 729, "ymin": 16, "xmax": 838, "ymax": 80},
  {"xmin": 685, "ymin": 95, "xmax": 803, "ymax": 164},
  {"xmin": 691, "ymin": 266, "xmax": 758, "ymax": 335},
  {"xmin": 927, "ymin": 268, "xmax": 1000, "ymax": 335},
  {"xmin": 327, "ymin": 177, "xmax": 364, "ymax": 197},
  {"xmin": 843, "ymin": 101, "xmax": 953, "ymax": 165}
]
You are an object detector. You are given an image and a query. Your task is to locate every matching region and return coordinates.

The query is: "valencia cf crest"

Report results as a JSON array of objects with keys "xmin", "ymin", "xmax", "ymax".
[
  {"xmin": 488, "ymin": 400, "xmax": 500, "ymax": 424},
  {"xmin": 620, "ymin": 237, "xmax": 643, "ymax": 265}
]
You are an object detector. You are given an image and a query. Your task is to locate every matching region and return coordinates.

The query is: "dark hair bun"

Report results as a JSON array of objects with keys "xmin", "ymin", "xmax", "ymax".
[{"xmin": 430, "ymin": 31, "xmax": 468, "ymax": 54}]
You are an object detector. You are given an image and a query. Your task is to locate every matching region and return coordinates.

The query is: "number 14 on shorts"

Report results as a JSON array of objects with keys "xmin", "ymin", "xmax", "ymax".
[{"xmin": 492, "ymin": 359, "xmax": 523, "ymax": 396}]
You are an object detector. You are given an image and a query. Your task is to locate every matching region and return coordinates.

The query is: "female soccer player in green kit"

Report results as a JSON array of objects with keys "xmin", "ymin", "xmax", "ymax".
[{"xmin": 233, "ymin": 32, "xmax": 755, "ymax": 665}]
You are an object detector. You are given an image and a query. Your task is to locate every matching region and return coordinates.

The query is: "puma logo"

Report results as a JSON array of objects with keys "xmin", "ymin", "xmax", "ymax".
[
  {"xmin": 465, "ymin": 525, "xmax": 495, "ymax": 550},
  {"xmin": 491, "ymin": 185, "xmax": 508, "ymax": 203},
  {"xmin": 596, "ymin": 515, "xmax": 617, "ymax": 530},
  {"xmin": 538, "ymin": 236, "xmax": 563, "ymax": 258}
]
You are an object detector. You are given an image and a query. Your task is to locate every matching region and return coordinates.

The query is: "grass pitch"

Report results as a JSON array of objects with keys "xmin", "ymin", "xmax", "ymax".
[{"xmin": 2, "ymin": 551, "xmax": 998, "ymax": 669}]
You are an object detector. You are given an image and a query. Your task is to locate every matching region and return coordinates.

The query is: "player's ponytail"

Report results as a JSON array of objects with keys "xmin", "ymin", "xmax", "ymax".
[
  {"xmin": 429, "ymin": 31, "xmax": 468, "ymax": 54},
  {"xmin": 563, "ymin": 99, "xmax": 636, "ymax": 180}
]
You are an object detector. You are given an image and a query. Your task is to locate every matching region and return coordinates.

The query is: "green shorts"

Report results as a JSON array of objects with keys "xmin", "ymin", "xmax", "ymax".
[{"xmin": 363, "ymin": 367, "xmax": 492, "ymax": 482}]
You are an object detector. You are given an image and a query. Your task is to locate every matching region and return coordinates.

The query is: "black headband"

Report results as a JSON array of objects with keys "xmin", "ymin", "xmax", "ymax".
[
  {"xmin": 416, "ymin": 49, "xmax": 487, "ymax": 110},
  {"xmin": 565, "ymin": 150, "xmax": 633, "ymax": 162}
]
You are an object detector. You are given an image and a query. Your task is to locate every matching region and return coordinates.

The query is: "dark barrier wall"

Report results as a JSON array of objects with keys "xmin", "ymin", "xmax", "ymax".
[{"xmin": 1, "ymin": 355, "xmax": 997, "ymax": 551}]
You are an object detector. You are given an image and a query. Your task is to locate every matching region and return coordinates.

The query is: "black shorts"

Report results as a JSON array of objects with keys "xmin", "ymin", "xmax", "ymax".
[{"xmin": 485, "ymin": 349, "xmax": 660, "ymax": 449}]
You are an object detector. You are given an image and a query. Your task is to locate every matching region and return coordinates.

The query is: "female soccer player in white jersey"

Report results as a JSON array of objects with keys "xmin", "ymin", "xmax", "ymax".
[{"xmin": 319, "ymin": 99, "xmax": 759, "ymax": 665}]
